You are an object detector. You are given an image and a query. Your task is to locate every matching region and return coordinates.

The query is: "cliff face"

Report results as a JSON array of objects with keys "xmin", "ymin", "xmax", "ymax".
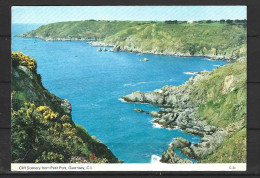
[
  {"xmin": 11, "ymin": 52, "xmax": 119, "ymax": 163},
  {"xmin": 122, "ymin": 59, "xmax": 246, "ymax": 163},
  {"xmin": 20, "ymin": 20, "xmax": 246, "ymax": 59}
]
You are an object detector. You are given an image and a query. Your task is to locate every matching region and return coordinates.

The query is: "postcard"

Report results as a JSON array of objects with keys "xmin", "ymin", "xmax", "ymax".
[{"xmin": 11, "ymin": 6, "xmax": 247, "ymax": 171}]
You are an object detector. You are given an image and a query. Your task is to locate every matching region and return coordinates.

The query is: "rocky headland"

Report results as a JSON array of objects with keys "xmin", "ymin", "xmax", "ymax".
[
  {"xmin": 122, "ymin": 58, "xmax": 246, "ymax": 163},
  {"xmin": 19, "ymin": 20, "xmax": 246, "ymax": 62}
]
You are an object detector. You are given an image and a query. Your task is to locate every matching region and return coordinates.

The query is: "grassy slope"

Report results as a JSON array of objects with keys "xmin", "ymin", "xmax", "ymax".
[
  {"xmin": 190, "ymin": 59, "xmax": 247, "ymax": 162},
  {"xmin": 104, "ymin": 22, "xmax": 246, "ymax": 57},
  {"xmin": 193, "ymin": 59, "xmax": 247, "ymax": 128},
  {"xmin": 25, "ymin": 20, "xmax": 149, "ymax": 40},
  {"xmin": 200, "ymin": 128, "xmax": 246, "ymax": 163},
  {"xmin": 23, "ymin": 20, "xmax": 246, "ymax": 57}
]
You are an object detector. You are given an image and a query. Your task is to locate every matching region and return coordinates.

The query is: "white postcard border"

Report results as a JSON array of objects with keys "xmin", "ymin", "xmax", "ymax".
[{"xmin": 11, "ymin": 163, "xmax": 246, "ymax": 172}]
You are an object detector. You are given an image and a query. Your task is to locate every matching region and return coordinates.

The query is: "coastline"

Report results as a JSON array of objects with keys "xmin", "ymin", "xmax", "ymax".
[
  {"xmin": 15, "ymin": 35, "xmax": 238, "ymax": 62},
  {"xmin": 121, "ymin": 58, "xmax": 246, "ymax": 163}
]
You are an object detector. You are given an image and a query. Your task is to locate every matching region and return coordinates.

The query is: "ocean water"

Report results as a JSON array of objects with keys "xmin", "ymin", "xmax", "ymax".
[{"xmin": 12, "ymin": 24, "xmax": 226, "ymax": 163}]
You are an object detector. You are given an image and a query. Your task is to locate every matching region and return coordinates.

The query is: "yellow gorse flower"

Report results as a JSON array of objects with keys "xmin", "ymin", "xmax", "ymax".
[
  {"xmin": 36, "ymin": 106, "xmax": 58, "ymax": 120},
  {"xmin": 11, "ymin": 51, "xmax": 37, "ymax": 71}
]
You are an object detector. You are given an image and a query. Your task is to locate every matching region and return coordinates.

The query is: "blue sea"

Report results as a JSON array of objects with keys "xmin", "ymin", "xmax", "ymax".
[{"xmin": 12, "ymin": 24, "xmax": 226, "ymax": 163}]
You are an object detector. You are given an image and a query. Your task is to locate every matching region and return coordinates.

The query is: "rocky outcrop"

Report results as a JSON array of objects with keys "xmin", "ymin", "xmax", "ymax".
[
  {"xmin": 171, "ymin": 137, "xmax": 191, "ymax": 149},
  {"xmin": 222, "ymin": 75, "xmax": 234, "ymax": 94},
  {"xmin": 110, "ymin": 45, "xmax": 120, "ymax": 52},
  {"xmin": 160, "ymin": 147, "xmax": 193, "ymax": 163},
  {"xmin": 134, "ymin": 108, "xmax": 149, "ymax": 114},
  {"xmin": 122, "ymin": 74, "xmax": 217, "ymax": 137},
  {"xmin": 122, "ymin": 91, "xmax": 165, "ymax": 105},
  {"xmin": 61, "ymin": 99, "xmax": 72, "ymax": 114},
  {"xmin": 152, "ymin": 107, "xmax": 217, "ymax": 136},
  {"xmin": 188, "ymin": 130, "xmax": 227, "ymax": 159}
]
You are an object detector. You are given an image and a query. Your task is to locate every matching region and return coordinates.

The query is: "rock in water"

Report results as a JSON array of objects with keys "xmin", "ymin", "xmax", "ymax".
[
  {"xmin": 97, "ymin": 48, "xmax": 102, "ymax": 52},
  {"xmin": 104, "ymin": 48, "xmax": 107, "ymax": 52},
  {"xmin": 160, "ymin": 147, "xmax": 193, "ymax": 163},
  {"xmin": 140, "ymin": 58, "xmax": 149, "ymax": 62},
  {"xmin": 110, "ymin": 46, "xmax": 120, "ymax": 52},
  {"xmin": 134, "ymin": 108, "xmax": 149, "ymax": 114},
  {"xmin": 171, "ymin": 137, "xmax": 191, "ymax": 149}
]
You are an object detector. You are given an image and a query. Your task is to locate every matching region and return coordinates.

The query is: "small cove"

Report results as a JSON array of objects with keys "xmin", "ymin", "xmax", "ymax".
[{"xmin": 12, "ymin": 24, "xmax": 227, "ymax": 163}]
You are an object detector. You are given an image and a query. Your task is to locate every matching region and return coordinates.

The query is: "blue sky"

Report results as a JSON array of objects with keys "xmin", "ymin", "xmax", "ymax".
[{"xmin": 12, "ymin": 6, "xmax": 247, "ymax": 24}]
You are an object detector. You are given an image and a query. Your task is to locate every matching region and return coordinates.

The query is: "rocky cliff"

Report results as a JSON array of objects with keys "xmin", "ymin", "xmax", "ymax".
[{"xmin": 122, "ymin": 58, "xmax": 246, "ymax": 163}]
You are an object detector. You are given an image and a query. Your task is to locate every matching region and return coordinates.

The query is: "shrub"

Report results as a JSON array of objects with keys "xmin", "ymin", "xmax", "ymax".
[
  {"xmin": 11, "ymin": 103, "xmax": 92, "ymax": 163},
  {"xmin": 11, "ymin": 51, "xmax": 37, "ymax": 71}
]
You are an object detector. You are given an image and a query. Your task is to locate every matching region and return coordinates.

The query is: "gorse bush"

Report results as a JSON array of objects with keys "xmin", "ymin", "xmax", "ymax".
[
  {"xmin": 36, "ymin": 106, "xmax": 58, "ymax": 120},
  {"xmin": 11, "ymin": 103, "xmax": 99, "ymax": 163},
  {"xmin": 12, "ymin": 51, "xmax": 37, "ymax": 71}
]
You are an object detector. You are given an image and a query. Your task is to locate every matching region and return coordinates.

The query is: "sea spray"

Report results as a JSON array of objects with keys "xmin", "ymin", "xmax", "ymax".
[{"xmin": 151, "ymin": 155, "xmax": 161, "ymax": 164}]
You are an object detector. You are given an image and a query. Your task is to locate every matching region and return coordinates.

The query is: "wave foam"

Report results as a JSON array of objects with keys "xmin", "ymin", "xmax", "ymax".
[
  {"xmin": 152, "ymin": 122, "xmax": 163, "ymax": 129},
  {"xmin": 123, "ymin": 80, "xmax": 163, "ymax": 87},
  {"xmin": 154, "ymin": 89, "xmax": 163, "ymax": 93},
  {"xmin": 183, "ymin": 72, "xmax": 198, "ymax": 75},
  {"xmin": 118, "ymin": 98, "xmax": 127, "ymax": 103},
  {"xmin": 123, "ymin": 78, "xmax": 175, "ymax": 87},
  {"xmin": 151, "ymin": 155, "xmax": 161, "ymax": 164}
]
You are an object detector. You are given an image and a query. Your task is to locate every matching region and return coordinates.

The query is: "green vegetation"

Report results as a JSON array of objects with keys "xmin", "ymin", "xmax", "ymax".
[
  {"xmin": 22, "ymin": 20, "xmax": 246, "ymax": 58},
  {"xmin": 23, "ymin": 20, "xmax": 150, "ymax": 40},
  {"xmin": 200, "ymin": 127, "xmax": 246, "ymax": 163},
  {"xmin": 193, "ymin": 59, "xmax": 246, "ymax": 128},
  {"xmin": 190, "ymin": 59, "xmax": 247, "ymax": 163},
  {"xmin": 11, "ymin": 52, "xmax": 118, "ymax": 163}
]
